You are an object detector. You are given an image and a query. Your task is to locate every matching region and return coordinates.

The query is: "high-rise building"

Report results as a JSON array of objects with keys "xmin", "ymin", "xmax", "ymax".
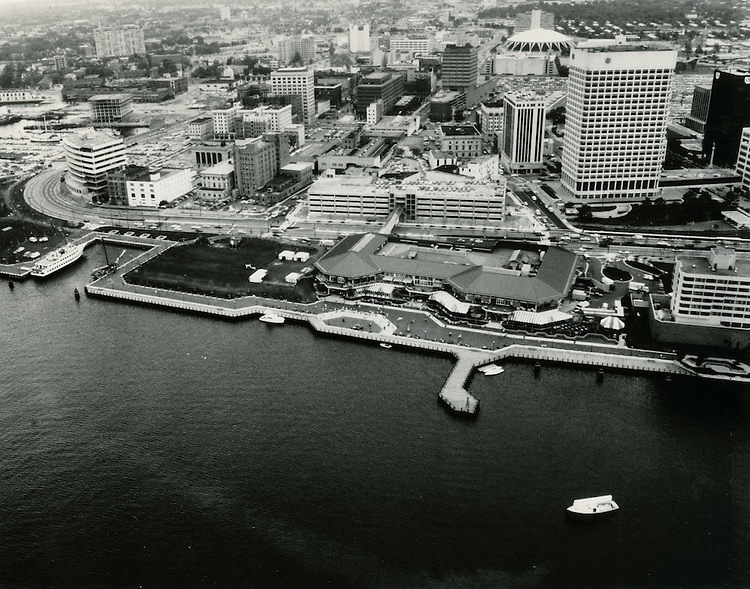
[
  {"xmin": 514, "ymin": 9, "xmax": 555, "ymax": 33},
  {"xmin": 276, "ymin": 35, "xmax": 316, "ymax": 65},
  {"xmin": 270, "ymin": 67, "xmax": 316, "ymax": 124},
  {"xmin": 684, "ymin": 85, "xmax": 711, "ymax": 133},
  {"xmin": 63, "ymin": 131, "xmax": 127, "ymax": 202},
  {"xmin": 349, "ymin": 24, "xmax": 371, "ymax": 53},
  {"xmin": 703, "ymin": 69, "xmax": 750, "ymax": 167},
  {"xmin": 501, "ymin": 92, "xmax": 546, "ymax": 174},
  {"xmin": 560, "ymin": 42, "xmax": 677, "ymax": 204},
  {"xmin": 89, "ymin": 94, "xmax": 134, "ymax": 126},
  {"xmin": 211, "ymin": 104, "xmax": 240, "ymax": 140},
  {"xmin": 94, "ymin": 25, "xmax": 145, "ymax": 58},
  {"xmin": 736, "ymin": 127, "xmax": 750, "ymax": 192},
  {"xmin": 234, "ymin": 137, "xmax": 278, "ymax": 195},
  {"xmin": 441, "ymin": 44, "xmax": 478, "ymax": 92},
  {"xmin": 355, "ymin": 72, "xmax": 405, "ymax": 118}
]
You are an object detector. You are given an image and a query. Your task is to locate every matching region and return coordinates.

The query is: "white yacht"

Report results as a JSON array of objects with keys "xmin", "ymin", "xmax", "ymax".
[
  {"xmin": 30, "ymin": 243, "xmax": 84, "ymax": 278},
  {"xmin": 478, "ymin": 363, "xmax": 504, "ymax": 376},
  {"xmin": 259, "ymin": 313, "xmax": 285, "ymax": 324},
  {"xmin": 567, "ymin": 495, "xmax": 619, "ymax": 516}
]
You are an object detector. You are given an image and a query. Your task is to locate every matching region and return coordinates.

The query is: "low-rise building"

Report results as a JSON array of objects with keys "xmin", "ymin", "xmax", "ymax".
[
  {"xmin": 188, "ymin": 117, "xmax": 214, "ymax": 140},
  {"xmin": 196, "ymin": 160, "xmax": 235, "ymax": 201},
  {"xmin": 439, "ymin": 124, "xmax": 483, "ymax": 160},
  {"xmin": 126, "ymin": 168, "xmax": 194, "ymax": 208}
]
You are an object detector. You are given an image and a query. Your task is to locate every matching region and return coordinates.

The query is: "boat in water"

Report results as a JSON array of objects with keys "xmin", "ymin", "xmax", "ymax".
[
  {"xmin": 30, "ymin": 243, "xmax": 84, "ymax": 278},
  {"xmin": 478, "ymin": 363, "xmax": 504, "ymax": 376},
  {"xmin": 259, "ymin": 313, "xmax": 285, "ymax": 324},
  {"xmin": 379, "ymin": 343, "xmax": 393, "ymax": 349},
  {"xmin": 567, "ymin": 495, "xmax": 619, "ymax": 516}
]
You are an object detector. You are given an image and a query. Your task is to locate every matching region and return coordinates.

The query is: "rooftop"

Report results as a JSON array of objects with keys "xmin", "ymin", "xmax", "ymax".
[{"xmin": 440, "ymin": 124, "xmax": 481, "ymax": 137}]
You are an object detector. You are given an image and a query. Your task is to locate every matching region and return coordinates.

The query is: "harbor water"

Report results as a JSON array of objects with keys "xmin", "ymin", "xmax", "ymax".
[{"xmin": 1, "ymin": 246, "xmax": 749, "ymax": 588}]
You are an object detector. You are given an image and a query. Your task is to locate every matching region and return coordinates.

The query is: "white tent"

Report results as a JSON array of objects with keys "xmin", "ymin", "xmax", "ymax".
[{"xmin": 600, "ymin": 316, "xmax": 625, "ymax": 330}]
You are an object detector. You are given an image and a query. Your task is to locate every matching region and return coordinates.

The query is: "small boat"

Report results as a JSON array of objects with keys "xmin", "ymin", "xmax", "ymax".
[
  {"xmin": 73, "ymin": 287, "xmax": 80, "ymax": 301},
  {"xmin": 259, "ymin": 313, "xmax": 285, "ymax": 324},
  {"xmin": 379, "ymin": 342, "xmax": 392, "ymax": 349},
  {"xmin": 478, "ymin": 363, "xmax": 504, "ymax": 375},
  {"xmin": 8, "ymin": 281, "xmax": 14, "ymax": 290},
  {"xmin": 567, "ymin": 495, "xmax": 619, "ymax": 516}
]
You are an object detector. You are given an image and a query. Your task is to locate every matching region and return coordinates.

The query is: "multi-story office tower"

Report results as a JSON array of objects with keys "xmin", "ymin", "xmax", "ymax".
[
  {"xmin": 234, "ymin": 137, "xmax": 278, "ymax": 195},
  {"xmin": 501, "ymin": 92, "xmax": 546, "ymax": 174},
  {"xmin": 277, "ymin": 35, "xmax": 316, "ymax": 65},
  {"xmin": 684, "ymin": 85, "xmax": 711, "ymax": 133},
  {"xmin": 355, "ymin": 72, "xmax": 405, "ymax": 118},
  {"xmin": 349, "ymin": 24, "xmax": 371, "ymax": 53},
  {"xmin": 89, "ymin": 94, "xmax": 134, "ymax": 125},
  {"xmin": 514, "ymin": 9, "xmax": 555, "ymax": 33},
  {"xmin": 478, "ymin": 101, "xmax": 504, "ymax": 136},
  {"xmin": 736, "ymin": 127, "xmax": 750, "ymax": 192},
  {"xmin": 703, "ymin": 69, "xmax": 750, "ymax": 166},
  {"xmin": 442, "ymin": 44, "xmax": 478, "ymax": 91},
  {"xmin": 670, "ymin": 248, "xmax": 750, "ymax": 330},
  {"xmin": 270, "ymin": 67, "xmax": 315, "ymax": 124},
  {"xmin": 560, "ymin": 43, "xmax": 677, "ymax": 204},
  {"xmin": 62, "ymin": 131, "xmax": 126, "ymax": 202},
  {"xmin": 211, "ymin": 104, "xmax": 240, "ymax": 140},
  {"xmin": 94, "ymin": 25, "xmax": 145, "ymax": 58}
]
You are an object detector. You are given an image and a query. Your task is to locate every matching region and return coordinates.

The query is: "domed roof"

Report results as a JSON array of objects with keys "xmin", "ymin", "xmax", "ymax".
[{"xmin": 503, "ymin": 29, "xmax": 573, "ymax": 53}]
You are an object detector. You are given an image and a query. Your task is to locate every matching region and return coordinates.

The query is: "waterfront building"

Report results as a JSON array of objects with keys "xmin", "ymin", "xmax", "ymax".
[
  {"xmin": 650, "ymin": 248, "xmax": 750, "ymax": 349},
  {"xmin": 737, "ymin": 128, "xmax": 750, "ymax": 192},
  {"xmin": 703, "ymin": 68, "xmax": 750, "ymax": 167},
  {"xmin": 441, "ymin": 44, "xmax": 478, "ymax": 92},
  {"xmin": 196, "ymin": 160, "xmax": 235, "ymax": 201},
  {"xmin": 270, "ymin": 67, "xmax": 315, "ymax": 124},
  {"xmin": 439, "ymin": 124, "xmax": 483, "ymax": 160},
  {"xmin": 684, "ymin": 85, "xmax": 711, "ymax": 134},
  {"xmin": 94, "ymin": 25, "xmax": 145, "ymax": 58},
  {"xmin": 514, "ymin": 9, "xmax": 555, "ymax": 33},
  {"xmin": 355, "ymin": 72, "xmax": 405, "ymax": 118},
  {"xmin": 106, "ymin": 165, "xmax": 149, "ymax": 206},
  {"xmin": 89, "ymin": 94, "xmax": 134, "ymax": 126},
  {"xmin": 62, "ymin": 131, "xmax": 126, "ymax": 202},
  {"xmin": 314, "ymin": 232, "xmax": 577, "ymax": 312},
  {"xmin": 126, "ymin": 168, "xmax": 194, "ymax": 208},
  {"xmin": 349, "ymin": 24, "xmax": 371, "ymax": 53},
  {"xmin": 560, "ymin": 42, "xmax": 677, "ymax": 204},
  {"xmin": 501, "ymin": 92, "xmax": 546, "ymax": 174},
  {"xmin": 0, "ymin": 89, "xmax": 41, "ymax": 104}
]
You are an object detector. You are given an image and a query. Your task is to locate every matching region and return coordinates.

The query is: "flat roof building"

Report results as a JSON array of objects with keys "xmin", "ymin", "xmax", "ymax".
[
  {"xmin": 356, "ymin": 72, "xmax": 405, "ymax": 118},
  {"xmin": 63, "ymin": 131, "xmax": 127, "ymax": 202},
  {"xmin": 270, "ymin": 67, "xmax": 315, "ymax": 124},
  {"xmin": 441, "ymin": 44, "xmax": 478, "ymax": 92},
  {"xmin": 501, "ymin": 92, "xmax": 546, "ymax": 174}
]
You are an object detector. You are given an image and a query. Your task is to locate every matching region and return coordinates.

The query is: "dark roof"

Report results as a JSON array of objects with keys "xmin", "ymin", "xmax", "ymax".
[
  {"xmin": 315, "ymin": 234, "xmax": 579, "ymax": 305},
  {"xmin": 440, "ymin": 124, "xmax": 480, "ymax": 137}
]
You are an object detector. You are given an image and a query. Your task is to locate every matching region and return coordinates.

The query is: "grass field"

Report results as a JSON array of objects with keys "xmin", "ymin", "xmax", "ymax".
[{"xmin": 125, "ymin": 237, "xmax": 320, "ymax": 301}]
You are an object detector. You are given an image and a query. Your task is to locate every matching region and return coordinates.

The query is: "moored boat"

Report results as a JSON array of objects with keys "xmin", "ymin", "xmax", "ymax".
[
  {"xmin": 30, "ymin": 243, "xmax": 84, "ymax": 278},
  {"xmin": 478, "ymin": 363, "xmax": 504, "ymax": 375},
  {"xmin": 567, "ymin": 495, "xmax": 619, "ymax": 516},
  {"xmin": 259, "ymin": 313, "xmax": 285, "ymax": 324},
  {"xmin": 379, "ymin": 342, "xmax": 392, "ymax": 349}
]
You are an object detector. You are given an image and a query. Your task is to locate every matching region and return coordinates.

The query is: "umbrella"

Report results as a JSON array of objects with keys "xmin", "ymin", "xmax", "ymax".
[{"xmin": 600, "ymin": 316, "xmax": 625, "ymax": 330}]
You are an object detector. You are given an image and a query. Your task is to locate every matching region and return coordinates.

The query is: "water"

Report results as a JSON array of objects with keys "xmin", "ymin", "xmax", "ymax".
[{"xmin": 1, "ymin": 245, "xmax": 749, "ymax": 588}]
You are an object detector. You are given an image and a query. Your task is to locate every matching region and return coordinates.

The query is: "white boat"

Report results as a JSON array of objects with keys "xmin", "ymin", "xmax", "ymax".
[
  {"xmin": 567, "ymin": 495, "xmax": 619, "ymax": 516},
  {"xmin": 30, "ymin": 243, "xmax": 84, "ymax": 278},
  {"xmin": 478, "ymin": 363, "xmax": 504, "ymax": 376},
  {"xmin": 379, "ymin": 343, "xmax": 392, "ymax": 349},
  {"xmin": 259, "ymin": 313, "xmax": 285, "ymax": 324}
]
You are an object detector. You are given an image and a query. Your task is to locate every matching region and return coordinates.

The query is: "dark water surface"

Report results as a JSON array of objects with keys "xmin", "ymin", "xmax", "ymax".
[{"xmin": 1, "ymin": 246, "xmax": 748, "ymax": 588}]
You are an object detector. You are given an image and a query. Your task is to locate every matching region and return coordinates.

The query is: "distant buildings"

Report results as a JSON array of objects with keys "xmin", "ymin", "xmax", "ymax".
[
  {"xmin": 441, "ymin": 44, "xmax": 478, "ymax": 92},
  {"xmin": 514, "ymin": 9, "xmax": 555, "ymax": 33},
  {"xmin": 561, "ymin": 42, "xmax": 677, "ymax": 204},
  {"xmin": 211, "ymin": 104, "xmax": 239, "ymax": 140},
  {"xmin": 276, "ymin": 35, "xmax": 316, "ymax": 65},
  {"xmin": 703, "ymin": 69, "xmax": 750, "ymax": 167},
  {"xmin": 94, "ymin": 25, "xmax": 145, "ymax": 58},
  {"xmin": 389, "ymin": 36, "xmax": 431, "ymax": 56},
  {"xmin": 270, "ymin": 66, "xmax": 316, "ymax": 124},
  {"xmin": 349, "ymin": 23, "xmax": 371, "ymax": 53},
  {"xmin": 487, "ymin": 30, "xmax": 572, "ymax": 76},
  {"xmin": 62, "ymin": 131, "xmax": 127, "ymax": 202},
  {"xmin": 89, "ymin": 94, "xmax": 134, "ymax": 126},
  {"xmin": 500, "ymin": 92, "xmax": 545, "ymax": 174},
  {"xmin": 236, "ymin": 104, "xmax": 293, "ymax": 138}
]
